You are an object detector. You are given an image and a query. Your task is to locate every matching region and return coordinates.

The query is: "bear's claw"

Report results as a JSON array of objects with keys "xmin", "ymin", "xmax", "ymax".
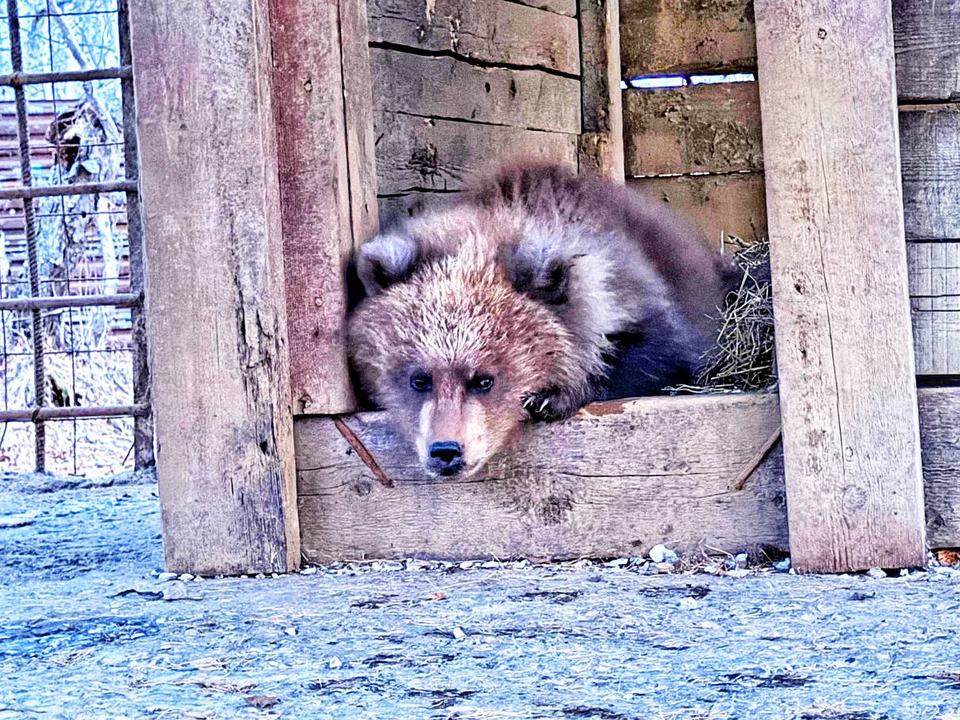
[{"xmin": 523, "ymin": 388, "xmax": 579, "ymax": 422}]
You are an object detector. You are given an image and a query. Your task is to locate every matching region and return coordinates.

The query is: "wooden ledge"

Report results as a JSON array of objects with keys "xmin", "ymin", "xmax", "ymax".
[
  {"xmin": 295, "ymin": 392, "xmax": 790, "ymax": 562},
  {"xmin": 295, "ymin": 388, "xmax": 960, "ymax": 562}
]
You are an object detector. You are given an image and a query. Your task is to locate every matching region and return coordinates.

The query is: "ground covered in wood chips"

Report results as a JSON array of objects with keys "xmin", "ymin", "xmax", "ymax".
[{"xmin": 2, "ymin": 472, "xmax": 959, "ymax": 720}]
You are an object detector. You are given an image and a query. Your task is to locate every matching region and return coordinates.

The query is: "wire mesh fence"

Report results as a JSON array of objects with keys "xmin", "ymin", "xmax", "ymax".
[{"xmin": 0, "ymin": 0, "xmax": 149, "ymax": 475}]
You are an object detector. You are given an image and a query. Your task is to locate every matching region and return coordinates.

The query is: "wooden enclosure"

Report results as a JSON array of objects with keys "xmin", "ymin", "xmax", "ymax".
[{"xmin": 129, "ymin": 0, "xmax": 960, "ymax": 575}]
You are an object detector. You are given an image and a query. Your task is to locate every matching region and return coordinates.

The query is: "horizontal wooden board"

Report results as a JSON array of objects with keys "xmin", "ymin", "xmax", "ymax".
[
  {"xmin": 623, "ymin": 82, "xmax": 763, "ymax": 176},
  {"xmin": 619, "ymin": 0, "xmax": 757, "ymax": 78},
  {"xmin": 893, "ymin": 0, "xmax": 960, "ymax": 102},
  {"xmin": 918, "ymin": 387, "xmax": 960, "ymax": 547},
  {"xmin": 367, "ymin": 0, "xmax": 580, "ymax": 76},
  {"xmin": 374, "ymin": 111, "xmax": 578, "ymax": 194},
  {"xmin": 908, "ymin": 242, "xmax": 960, "ymax": 375},
  {"xmin": 377, "ymin": 190, "xmax": 455, "ymax": 223},
  {"xmin": 511, "ymin": 0, "xmax": 576, "ymax": 16},
  {"xmin": 628, "ymin": 172, "xmax": 767, "ymax": 245},
  {"xmin": 295, "ymin": 388, "xmax": 960, "ymax": 561},
  {"xmin": 296, "ymin": 393, "xmax": 790, "ymax": 561},
  {"xmin": 370, "ymin": 48, "xmax": 581, "ymax": 134},
  {"xmin": 379, "ymin": 171, "xmax": 769, "ymax": 241},
  {"xmin": 900, "ymin": 106, "xmax": 960, "ymax": 242}
]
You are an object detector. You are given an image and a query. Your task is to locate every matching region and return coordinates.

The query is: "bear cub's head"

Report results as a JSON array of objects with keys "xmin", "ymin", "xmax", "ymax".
[{"xmin": 347, "ymin": 210, "xmax": 584, "ymax": 479}]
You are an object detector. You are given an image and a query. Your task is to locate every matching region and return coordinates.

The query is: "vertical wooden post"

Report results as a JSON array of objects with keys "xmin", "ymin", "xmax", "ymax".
[
  {"xmin": 130, "ymin": 0, "xmax": 300, "ymax": 574},
  {"xmin": 755, "ymin": 1, "xmax": 927, "ymax": 572},
  {"xmin": 578, "ymin": 0, "xmax": 625, "ymax": 182},
  {"xmin": 270, "ymin": 0, "xmax": 378, "ymax": 416}
]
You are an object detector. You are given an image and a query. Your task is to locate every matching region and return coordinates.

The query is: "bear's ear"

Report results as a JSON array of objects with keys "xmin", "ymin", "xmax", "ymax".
[
  {"xmin": 356, "ymin": 231, "xmax": 419, "ymax": 296},
  {"xmin": 500, "ymin": 242, "xmax": 572, "ymax": 306}
]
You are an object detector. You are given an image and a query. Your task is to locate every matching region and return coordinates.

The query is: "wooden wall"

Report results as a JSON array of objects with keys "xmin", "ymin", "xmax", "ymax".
[
  {"xmin": 368, "ymin": 0, "xmax": 583, "ymax": 220},
  {"xmin": 896, "ymin": 0, "xmax": 960, "ymax": 375},
  {"xmin": 619, "ymin": 0, "xmax": 765, "ymax": 245},
  {"xmin": 620, "ymin": 0, "xmax": 960, "ymax": 373}
]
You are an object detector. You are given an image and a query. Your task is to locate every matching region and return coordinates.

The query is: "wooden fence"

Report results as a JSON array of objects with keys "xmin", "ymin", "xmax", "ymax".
[{"xmin": 128, "ymin": 0, "xmax": 960, "ymax": 575}]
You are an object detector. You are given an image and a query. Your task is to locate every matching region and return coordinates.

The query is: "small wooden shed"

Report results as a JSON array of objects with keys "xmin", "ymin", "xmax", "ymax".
[{"xmin": 128, "ymin": 0, "xmax": 960, "ymax": 575}]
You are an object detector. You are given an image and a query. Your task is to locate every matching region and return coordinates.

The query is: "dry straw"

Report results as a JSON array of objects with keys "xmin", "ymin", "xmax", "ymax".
[{"xmin": 673, "ymin": 237, "xmax": 777, "ymax": 394}]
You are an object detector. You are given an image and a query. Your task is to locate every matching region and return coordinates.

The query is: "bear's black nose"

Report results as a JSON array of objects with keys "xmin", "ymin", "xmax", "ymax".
[{"xmin": 429, "ymin": 441, "xmax": 464, "ymax": 475}]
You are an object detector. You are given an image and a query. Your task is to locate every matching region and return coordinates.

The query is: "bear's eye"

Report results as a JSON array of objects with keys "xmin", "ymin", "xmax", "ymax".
[
  {"xmin": 467, "ymin": 373, "xmax": 495, "ymax": 395},
  {"xmin": 410, "ymin": 371, "xmax": 433, "ymax": 393}
]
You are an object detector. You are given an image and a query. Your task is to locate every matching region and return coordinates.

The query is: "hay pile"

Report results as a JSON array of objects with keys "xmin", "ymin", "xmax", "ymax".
[{"xmin": 673, "ymin": 237, "xmax": 777, "ymax": 394}]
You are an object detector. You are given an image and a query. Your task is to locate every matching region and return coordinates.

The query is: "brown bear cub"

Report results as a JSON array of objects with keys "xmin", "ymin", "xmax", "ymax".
[{"xmin": 348, "ymin": 163, "xmax": 736, "ymax": 478}]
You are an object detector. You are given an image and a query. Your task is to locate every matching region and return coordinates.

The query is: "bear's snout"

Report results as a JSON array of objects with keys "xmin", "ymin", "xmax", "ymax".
[{"xmin": 429, "ymin": 441, "xmax": 465, "ymax": 476}]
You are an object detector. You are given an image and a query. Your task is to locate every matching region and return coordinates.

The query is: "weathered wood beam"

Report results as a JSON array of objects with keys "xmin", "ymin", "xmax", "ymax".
[
  {"xmin": 619, "ymin": 0, "xmax": 757, "ymax": 79},
  {"xmin": 130, "ymin": 0, "xmax": 299, "ymax": 574},
  {"xmin": 893, "ymin": 0, "xmax": 960, "ymax": 103},
  {"xmin": 755, "ymin": 0, "xmax": 926, "ymax": 572},
  {"xmin": 375, "ymin": 111, "xmax": 578, "ymax": 197},
  {"xmin": 270, "ymin": 0, "xmax": 378, "ymax": 415},
  {"xmin": 623, "ymin": 82, "xmax": 763, "ymax": 178},
  {"xmin": 367, "ymin": 0, "xmax": 581, "ymax": 76},
  {"xmin": 295, "ymin": 389, "xmax": 960, "ymax": 562},
  {"xmin": 296, "ymin": 394, "xmax": 790, "ymax": 562},
  {"xmin": 370, "ymin": 48, "xmax": 581, "ymax": 135},
  {"xmin": 578, "ymin": 0, "xmax": 624, "ymax": 181}
]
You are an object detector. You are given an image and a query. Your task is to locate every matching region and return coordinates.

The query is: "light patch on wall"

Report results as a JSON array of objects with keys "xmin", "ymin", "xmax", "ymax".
[
  {"xmin": 690, "ymin": 72, "xmax": 756, "ymax": 85},
  {"xmin": 624, "ymin": 72, "xmax": 757, "ymax": 90},
  {"xmin": 627, "ymin": 75, "xmax": 687, "ymax": 90}
]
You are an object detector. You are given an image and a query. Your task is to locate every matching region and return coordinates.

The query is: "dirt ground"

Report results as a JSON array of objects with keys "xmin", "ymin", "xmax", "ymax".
[{"xmin": 1, "ymin": 471, "xmax": 959, "ymax": 720}]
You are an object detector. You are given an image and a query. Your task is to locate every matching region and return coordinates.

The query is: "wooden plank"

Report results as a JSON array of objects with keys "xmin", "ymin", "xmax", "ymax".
[
  {"xmin": 619, "ymin": 0, "xmax": 757, "ymax": 79},
  {"xmin": 295, "ymin": 387, "xmax": 960, "ymax": 561},
  {"xmin": 374, "ymin": 111, "xmax": 579, "ymax": 195},
  {"xmin": 893, "ymin": 0, "xmax": 960, "ymax": 102},
  {"xmin": 367, "ymin": 0, "xmax": 580, "ymax": 76},
  {"xmin": 900, "ymin": 105, "xmax": 960, "ymax": 242},
  {"xmin": 908, "ymin": 242, "xmax": 960, "ymax": 375},
  {"xmin": 919, "ymin": 387, "xmax": 960, "ymax": 548},
  {"xmin": 755, "ymin": 0, "xmax": 926, "ymax": 572},
  {"xmin": 296, "ymin": 393, "xmax": 790, "ymax": 561},
  {"xmin": 271, "ymin": 0, "xmax": 377, "ymax": 416},
  {"xmin": 578, "ymin": 0, "xmax": 625, "ymax": 180},
  {"xmin": 623, "ymin": 82, "xmax": 763, "ymax": 177},
  {"xmin": 370, "ymin": 48, "xmax": 581, "ymax": 134},
  {"xmin": 512, "ymin": 0, "xmax": 577, "ymax": 16},
  {"xmin": 130, "ymin": 0, "xmax": 299, "ymax": 574},
  {"xmin": 628, "ymin": 172, "xmax": 767, "ymax": 245},
  {"xmin": 378, "ymin": 190, "xmax": 454, "ymax": 223},
  {"xmin": 341, "ymin": 0, "xmax": 381, "ymax": 245}
]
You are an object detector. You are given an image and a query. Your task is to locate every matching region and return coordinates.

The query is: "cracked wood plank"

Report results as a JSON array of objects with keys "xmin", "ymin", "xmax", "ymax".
[
  {"xmin": 370, "ymin": 47, "xmax": 581, "ymax": 134},
  {"xmin": 619, "ymin": 0, "xmax": 757, "ymax": 79},
  {"xmin": 271, "ymin": 0, "xmax": 378, "ymax": 415},
  {"xmin": 130, "ymin": 0, "xmax": 299, "ymax": 573},
  {"xmin": 893, "ymin": 0, "xmax": 960, "ymax": 102},
  {"xmin": 374, "ymin": 110, "xmax": 578, "ymax": 199},
  {"xmin": 367, "ymin": 0, "xmax": 580, "ymax": 76},
  {"xmin": 295, "ymin": 393, "xmax": 790, "ymax": 561},
  {"xmin": 755, "ymin": 0, "xmax": 926, "ymax": 572}
]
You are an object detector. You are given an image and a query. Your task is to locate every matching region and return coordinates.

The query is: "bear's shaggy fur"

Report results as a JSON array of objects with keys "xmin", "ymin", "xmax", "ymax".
[{"xmin": 348, "ymin": 163, "xmax": 736, "ymax": 477}]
